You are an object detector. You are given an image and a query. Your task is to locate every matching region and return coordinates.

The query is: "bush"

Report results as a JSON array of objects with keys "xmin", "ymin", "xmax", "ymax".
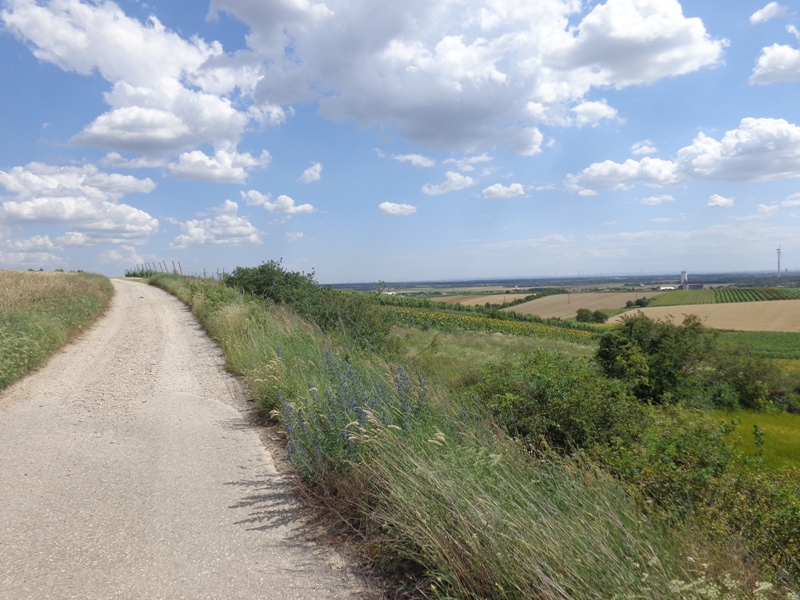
[
  {"xmin": 223, "ymin": 260, "xmax": 392, "ymax": 350},
  {"xmin": 596, "ymin": 313, "xmax": 717, "ymax": 404},
  {"xmin": 473, "ymin": 349, "xmax": 646, "ymax": 453}
]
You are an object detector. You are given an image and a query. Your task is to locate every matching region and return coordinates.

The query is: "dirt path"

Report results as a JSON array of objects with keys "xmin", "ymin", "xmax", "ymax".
[{"xmin": 0, "ymin": 279, "xmax": 372, "ymax": 599}]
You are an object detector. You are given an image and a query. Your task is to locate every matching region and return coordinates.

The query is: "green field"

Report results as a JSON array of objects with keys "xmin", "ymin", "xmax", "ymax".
[
  {"xmin": 650, "ymin": 287, "xmax": 800, "ymax": 307},
  {"xmin": 718, "ymin": 331, "xmax": 800, "ymax": 360},
  {"xmin": 714, "ymin": 410, "xmax": 800, "ymax": 470}
]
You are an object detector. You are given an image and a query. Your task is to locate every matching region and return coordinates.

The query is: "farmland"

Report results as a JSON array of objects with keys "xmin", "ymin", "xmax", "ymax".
[
  {"xmin": 436, "ymin": 293, "xmax": 532, "ymax": 306},
  {"xmin": 504, "ymin": 291, "xmax": 663, "ymax": 319},
  {"xmin": 609, "ymin": 300, "xmax": 800, "ymax": 332}
]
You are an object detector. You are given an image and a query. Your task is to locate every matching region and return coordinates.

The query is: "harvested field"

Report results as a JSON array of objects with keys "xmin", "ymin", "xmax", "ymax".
[
  {"xmin": 608, "ymin": 300, "xmax": 800, "ymax": 332},
  {"xmin": 438, "ymin": 293, "xmax": 532, "ymax": 306},
  {"xmin": 506, "ymin": 292, "xmax": 663, "ymax": 320}
]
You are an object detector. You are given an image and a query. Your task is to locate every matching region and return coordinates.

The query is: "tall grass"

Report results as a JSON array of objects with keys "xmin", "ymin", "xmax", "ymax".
[
  {"xmin": 0, "ymin": 270, "xmax": 113, "ymax": 390},
  {"xmin": 149, "ymin": 274, "xmax": 713, "ymax": 598}
]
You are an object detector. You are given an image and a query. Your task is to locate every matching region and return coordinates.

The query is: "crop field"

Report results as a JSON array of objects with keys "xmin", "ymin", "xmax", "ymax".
[
  {"xmin": 437, "ymin": 293, "xmax": 532, "ymax": 306},
  {"xmin": 505, "ymin": 291, "xmax": 663, "ymax": 319},
  {"xmin": 648, "ymin": 290, "xmax": 715, "ymax": 306},
  {"xmin": 713, "ymin": 410, "xmax": 800, "ymax": 470},
  {"xmin": 608, "ymin": 300, "xmax": 800, "ymax": 331},
  {"xmin": 391, "ymin": 307, "xmax": 598, "ymax": 344},
  {"xmin": 651, "ymin": 287, "xmax": 800, "ymax": 307}
]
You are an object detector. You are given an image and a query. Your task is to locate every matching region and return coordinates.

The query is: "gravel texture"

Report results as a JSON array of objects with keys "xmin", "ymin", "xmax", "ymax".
[{"xmin": 0, "ymin": 279, "xmax": 372, "ymax": 599}]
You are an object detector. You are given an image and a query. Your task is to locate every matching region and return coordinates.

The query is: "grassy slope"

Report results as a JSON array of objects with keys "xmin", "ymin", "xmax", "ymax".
[{"xmin": 0, "ymin": 271, "xmax": 114, "ymax": 390}]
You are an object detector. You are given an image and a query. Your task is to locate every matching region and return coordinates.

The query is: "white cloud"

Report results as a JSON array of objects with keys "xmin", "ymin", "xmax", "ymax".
[
  {"xmin": 758, "ymin": 203, "xmax": 780, "ymax": 215},
  {"xmin": 243, "ymin": 191, "xmax": 316, "ymax": 214},
  {"xmin": 571, "ymin": 100, "xmax": 619, "ymax": 126},
  {"xmin": 0, "ymin": 162, "xmax": 158, "ymax": 244},
  {"xmin": 750, "ymin": 3, "xmax": 788, "ymax": 24},
  {"xmin": 378, "ymin": 202, "xmax": 416, "ymax": 216},
  {"xmin": 97, "ymin": 244, "xmax": 144, "ymax": 267},
  {"xmin": 2, "ymin": 0, "xmax": 728, "ymax": 158},
  {"xmin": 168, "ymin": 149, "xmax": 271, "ymax": 183},
  {"xmin": 422, "ymin": 171, "xmax": 476, "ymax": 196},
  {"xmin": 573, "ymin": 118, "xmax": 800, "ymax": 191},
  {"xmin": 444, "ymin": 154, "xmax": 493, "ymax": 173},
  {"xmin": 551, "ymin": 0, "xmax": 726, "ymax": 87},
  {"xmin": 708, "ymin": 194, "xmax": 735, "ymax": 208},
  {"xmin": 5, "ymin": 235, "xmax": 60, "ymax": 253},
  {"xmin": 677, "ymin": 118, "xmax": 800, "ymax": 180},
  {"xmin": 1, "ymin": 0, "xmax": 258, "ymax": 162},
  {"xmin": 572, "ymin": 157, "xmax": 680, "ymax": 191},
  {"xmin": 214, "ymin": 0, "xmax": 723, "ymax": 154},
  {"xmin": 751, "ymin": 41, "xmax": 800, "ymax": 84},
  {"xmin": 393, "ymin": 154, "xmax": 435, "ymax": 167},
  {"xmin": 640, "ymin": 195, "xmax": 675, "ymax": 206},
  {"xmin": 483, "ymin": 183, "xmax": 525, "ymax": 200},
  {"xmin": 100, "ymin": 152, "xmax": 166, "ymax": 169},
  {"xmin": 171, "ymin": 200, "xmax": 261, "ymax": 248},
  {"xmin": 299, "ymin": 162, "xmax": 322, "ymax": 183},
  {"xmin": 782, "ymin": 193, "xmax": 800, "ymax": 206},
  {"xmin": 284, "ymin": 232, "xmax": 304, "ymax": 242},
  {"xmin": 631, "ymin": 140, "xmax": 658, "ymax": 155}
]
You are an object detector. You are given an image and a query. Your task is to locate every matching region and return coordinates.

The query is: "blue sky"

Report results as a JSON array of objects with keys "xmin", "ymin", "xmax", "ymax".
[{"xmin": 1, "ymin": 0, "xmax": 800, "ymax": 283}]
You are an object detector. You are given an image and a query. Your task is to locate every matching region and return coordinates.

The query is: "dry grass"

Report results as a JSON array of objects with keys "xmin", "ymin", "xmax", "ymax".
[
  {"xmin": 0, "ymin": 270, "xmax": 92, "ymax": 314},
  {"xmin": 609, "ymin": 301, "xmax": 800, "ymax": 332},
  {"xmin": 508, "ymin": 291, "xmax": 665, "ymax": 319}
]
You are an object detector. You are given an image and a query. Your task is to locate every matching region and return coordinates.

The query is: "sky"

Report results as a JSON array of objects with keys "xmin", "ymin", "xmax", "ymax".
[{"xmin": 1, "ymin": 0, "xmax": 800, "ymax": 283}]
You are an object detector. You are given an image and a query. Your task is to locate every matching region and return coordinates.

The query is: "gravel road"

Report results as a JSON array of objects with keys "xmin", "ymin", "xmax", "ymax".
[{"xmin": 0, "ymin": 279, "xmax": 372, "ymax": 599}]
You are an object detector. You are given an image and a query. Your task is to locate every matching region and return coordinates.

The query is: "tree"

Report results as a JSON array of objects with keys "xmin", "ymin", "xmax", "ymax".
[
  {"xmin": 576, "ymin": 308, "xmax": 594, "ymax": 322},
  {"xmin": 595, "ymin": 313, "xmax": 716, "ymax": 404}
]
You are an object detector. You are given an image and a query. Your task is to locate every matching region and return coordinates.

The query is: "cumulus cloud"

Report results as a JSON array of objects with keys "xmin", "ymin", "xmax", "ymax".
[
  {"xmin": 171, "ymin": 200, "xmax": 261, "ymax": 248},
  {"xmin": 299, "ymin": 162, "xmax": 322, "ymax": 183},
  {"xmin": 640, "ymin": 195, "xmax": 675, "ymax": 206},
  {"xmin": 571, "ymin": 100, "xmax": 619, "ymax": 126},
  {"xmin": 2, "ymin": 0, "xmax": 729, "ymax": 157},
  {"xmin": 5, "ymin": 235, "xmax": 61, "ymax": 252},
  {"xmin": 750, "ymin": 3, "xmax": 788, "ymax": 24},
  {"xmin": 284, "ymin": 232, "xmax": 304, "ymax": 241},
  {"xmin": 1, "ymin": 0, "xmax": 258, "ymax": 161},
  {"xmin": 571, "ymin": 157, "xmax": 680, "ymax": 191},
  {"xmin": 215, "ymin": 0, "xmax": 723, "ymax": 153},
  {"xmin": 750, "ymin": 39, "xmax": 800, "ymax": 84},
  {"xmin": 483, "ymin": 183, "xmax": 525, "ymax": 199},
  {"xmin": 422, "ymin": 171, "xmax": 476, "ymax": 195},
  {"xmin": 572, "ymin": 118, "xmax": 800, "ymax": 191},
  {"xmin": 168, "ymin": 149, "xmax": 271, "ymax": 183},
  {"xmin": 708, "ymin": 194, "xmax": 735, "ymax": 208},
  {"xmin": 378, "ymin": 202, "xmax": 417, "ymax": 216},
  {"xmin": 631, "ymin": 140, "xmax": 658, "ymax": 155},
  {"xmin": 242, "ymin": 190, "xmax": 316, "ymax": 214},
  {"xmin": 393, "ymin": 154, "xmax": 435, "ymax": 167},
  {"xmin": 550, "ymin": 0, "xmax": 725, "ymax": 87},
  {"xmin": 0, "ymin": 162, "xmax": 158, "ymax": 245}
]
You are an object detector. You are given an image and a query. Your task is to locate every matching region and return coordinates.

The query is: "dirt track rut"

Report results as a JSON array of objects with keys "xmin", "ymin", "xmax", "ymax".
[{"xmin": 0, "ymin": 279, "xmax": 369, "ymax": 599}]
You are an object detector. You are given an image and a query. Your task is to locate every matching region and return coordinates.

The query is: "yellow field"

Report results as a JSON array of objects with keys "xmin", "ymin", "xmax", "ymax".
[
  {"xmin": 608, "ymin": 301, "xmax": 800, "ymax": 332},
  {"xmin": 0, "ymin": 270, "xmax": 86, "ymax": 314},
  {"xmin": 505, "ymin": 292, "xmax": 663, "ymax": 319},
  {"xmin": 438, "ymin": 293, "xmax": 532, "ymax": 306}
]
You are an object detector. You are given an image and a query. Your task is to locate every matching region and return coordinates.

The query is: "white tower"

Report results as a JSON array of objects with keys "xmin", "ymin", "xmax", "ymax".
[{"xmin": 778, "ymin": 246, "xmax": 782, "ymax": 278}]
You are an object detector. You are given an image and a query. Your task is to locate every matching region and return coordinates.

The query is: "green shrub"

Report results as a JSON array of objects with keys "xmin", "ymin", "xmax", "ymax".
[
  {"xmin": 596, "ymin": 313, "xmax": 717, "ymax": 404},
  {"xmin": 223, "ymin": 261, "xmax": 392, "ymax": 350},
  {"xmin": 474, "ymin": 349, "xmax": 646, "ymax": 453}
]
